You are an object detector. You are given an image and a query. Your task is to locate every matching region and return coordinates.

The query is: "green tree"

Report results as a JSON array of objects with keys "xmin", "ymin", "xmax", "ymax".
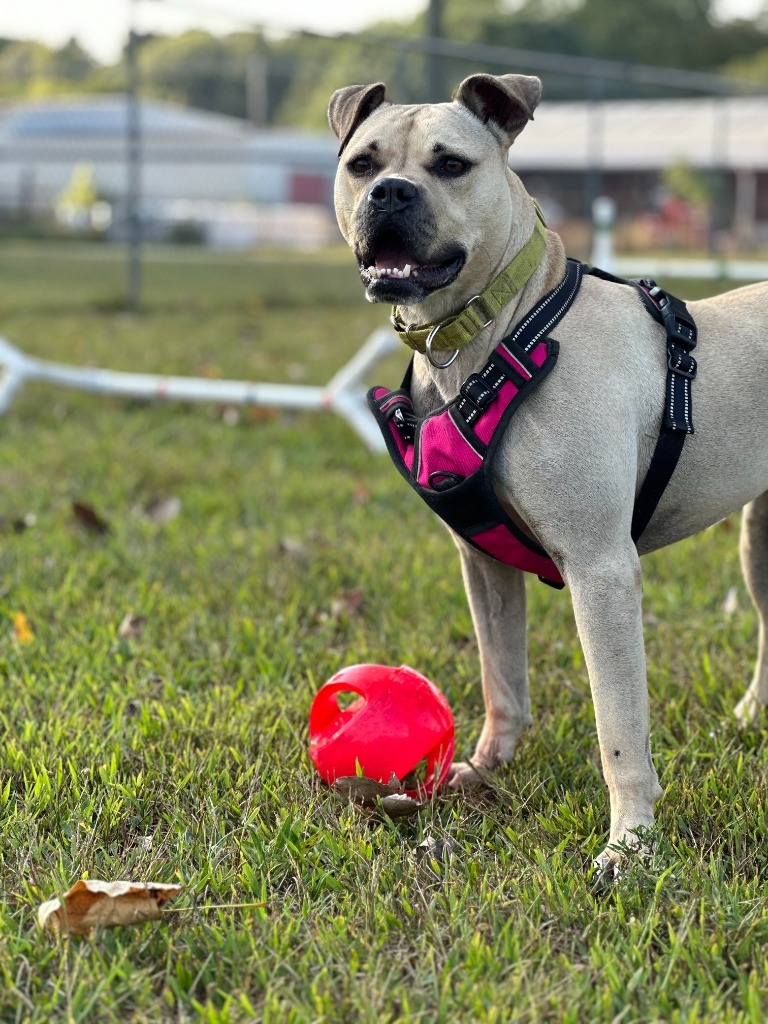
[
  {"xmin": 138, "ymin": 30, "xmax": 267, "ymax": 119},
  {"xmin": 720, "ymin": 45, "xmax": 768, "ymax": 81}
]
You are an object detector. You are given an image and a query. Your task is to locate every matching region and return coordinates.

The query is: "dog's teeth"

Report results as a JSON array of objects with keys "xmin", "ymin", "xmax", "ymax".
[{"xmin": 403, "ymin": 264, "xmax": 411, "ymax": 278}]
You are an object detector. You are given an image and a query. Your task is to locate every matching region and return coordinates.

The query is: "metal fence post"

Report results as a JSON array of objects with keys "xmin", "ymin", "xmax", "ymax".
[{"xmin": 126, "ymin": 9, "xmax": 142, "ymax": 311}]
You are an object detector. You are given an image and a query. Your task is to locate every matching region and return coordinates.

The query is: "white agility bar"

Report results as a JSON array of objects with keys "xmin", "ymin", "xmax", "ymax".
[{"xmin": 0, "ymin": 328, "xmax": 400, "ymax": 453}]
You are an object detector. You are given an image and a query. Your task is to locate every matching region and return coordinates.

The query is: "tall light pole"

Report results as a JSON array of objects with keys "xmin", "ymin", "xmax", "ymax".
[
  {"xmin": 426, "ymin": 0, "xmax": 442, "ymax": 101},
  {"xmin": 126, "ymin": 0, "xmax": 142, "ymax": 310}
]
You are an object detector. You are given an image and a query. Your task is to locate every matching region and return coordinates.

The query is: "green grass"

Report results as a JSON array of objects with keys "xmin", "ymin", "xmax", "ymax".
[{"xmin": 0, "ymin": 242, "xmax": 767, "ymax": 1022}]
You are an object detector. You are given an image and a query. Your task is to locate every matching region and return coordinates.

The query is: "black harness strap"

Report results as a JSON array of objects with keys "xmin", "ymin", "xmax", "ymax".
[
  {"xmin": 370, "ymin": 259, "xmax": 698, "ymax": 589},
  {"xmin": 630, "ymin": 281, "xmax": 697, "ymax": 541},
  {"xmin": 585, "ymin": 266, "xmax": 698, "ymax": 543}
]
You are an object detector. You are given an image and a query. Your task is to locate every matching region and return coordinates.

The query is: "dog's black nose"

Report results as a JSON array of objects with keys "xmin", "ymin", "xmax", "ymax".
[{"xmin": 368, "ymin": 177, "xmax": 417, "ymax": 214}]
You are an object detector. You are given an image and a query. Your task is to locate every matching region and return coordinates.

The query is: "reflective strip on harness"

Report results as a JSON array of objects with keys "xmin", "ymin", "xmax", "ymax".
[{"xmin": 368, "ymin": 259, "xmax": 697, "ymax": 588}]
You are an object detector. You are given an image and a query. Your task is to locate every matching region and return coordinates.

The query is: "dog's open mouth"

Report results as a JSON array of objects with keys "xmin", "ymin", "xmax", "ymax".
[{"xmin": 358, "ymin": 229, "xmax": 465, "ymax": 300}]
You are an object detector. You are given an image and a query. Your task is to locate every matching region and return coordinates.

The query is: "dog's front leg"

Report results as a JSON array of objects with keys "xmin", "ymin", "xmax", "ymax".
[
  {"xmin": 448, "ymin": 539, "xmax": 532, "ymax": 786},
  {"xmin": 565, "ymin": 548, "xmax": 663, "ymax": 872}
]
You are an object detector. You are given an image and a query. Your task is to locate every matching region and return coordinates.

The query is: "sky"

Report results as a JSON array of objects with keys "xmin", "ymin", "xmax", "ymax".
[{"xmin": 0, "ymin": 0, "xmax": 766, "ymax": 65}]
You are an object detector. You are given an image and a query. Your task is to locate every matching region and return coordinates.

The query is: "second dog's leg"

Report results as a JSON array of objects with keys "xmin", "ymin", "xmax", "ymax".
[
  {"xmin": 565, "ymin": 548, "xmax": 663, "ymax": 870},
  {"xmin": 448, "ymin": 540, "xmax": 531, "ymax": 786},
  {"xmin": 735, "ymin": 493, "xmax": 768, "ymax": 726}
]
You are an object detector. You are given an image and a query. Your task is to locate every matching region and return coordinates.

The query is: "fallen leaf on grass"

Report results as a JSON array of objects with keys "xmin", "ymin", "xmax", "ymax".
[
  {"xmin": 248, "ymin": 407, "xmax": 278, "ymax": 425},
  {"xmin": 277, "ymin": 537, "xmax": 310, "ymax": 561},
  {"xmin": 328, "ymin": 588, "xmax": 364, "ymax": 623},
  {"xmin": 378, "ymin": 793, "xmax": 427, "ymax": 818},
  {"xmin": 118, "ymin": 613, "xmax": 145, "ymax": 641},
  {"xmin": 13, "ymin": 612, "xmax": 34, "ymax": 645},
  {"xmin": 721, "ymin": 586, "xmax": 739, "ymax": 617},
  {"xmin": 72, "ymin": 501, "xmax": 110, "ymax": 535},
  {"xmin": 334, "ymin": 775, "xmax": 425, "ymax": 819},
  {"xmin": 0, "ymin": 512, "xmax": 36, "ymax": 534},
  {"xmin": 143, "ymin": 496, "xmax": 181, "ymax": 525},
  {"xmin": 38, "ymin": 879, "xmax": 184, "ymax": 937},
  {"xmin": 415, "ymin": 835, "xmax": 459, "ymax": 863},
  {"xmin": 334, "ymin": 775, "xmax": 401, "ymax": 803}
]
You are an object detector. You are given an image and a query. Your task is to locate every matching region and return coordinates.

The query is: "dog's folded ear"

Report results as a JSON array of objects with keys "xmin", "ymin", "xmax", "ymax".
[
  {"xmin": 328, "ymin": 83, "xmax": 388, "ymax": 156},
  {"xmin": 454, "ymin": 73, "xmax": 542, "ymax": 146}
]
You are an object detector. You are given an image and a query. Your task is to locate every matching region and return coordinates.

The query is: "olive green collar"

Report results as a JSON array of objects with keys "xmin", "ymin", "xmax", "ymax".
[{"xmin": 390, "ymin": 215, "xmax": 547, "ymax": 356}]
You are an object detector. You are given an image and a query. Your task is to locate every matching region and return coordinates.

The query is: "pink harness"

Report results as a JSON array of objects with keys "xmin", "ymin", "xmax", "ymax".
[{"xmin": 368, "ymin": 260, "xmax": 698, "ymax": 589}]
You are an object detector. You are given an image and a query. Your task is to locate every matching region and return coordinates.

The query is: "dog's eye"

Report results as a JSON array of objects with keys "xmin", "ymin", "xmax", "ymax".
[
  {"xmin": 435, "ymin": 156, "xmax": 469, "ymax": 177},
  {"xmin": 349, "ymin": 155, "xmax": 373, "ymax": 176}
]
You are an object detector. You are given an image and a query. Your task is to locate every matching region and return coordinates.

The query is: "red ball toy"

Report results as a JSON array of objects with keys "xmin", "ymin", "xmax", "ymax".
[{"xmin": 308, "ymin": 664, "xmax": 455, "ymax": 797}]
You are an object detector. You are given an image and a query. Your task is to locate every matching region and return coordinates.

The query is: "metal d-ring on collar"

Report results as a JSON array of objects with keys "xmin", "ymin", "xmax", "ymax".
[
  {"xmin": 424, "ymin": 294, "xmax": 493, "ymax": 369},
  {"xmin": 425, "ymin": 323, "xmax": 459, "ymax": 369}
]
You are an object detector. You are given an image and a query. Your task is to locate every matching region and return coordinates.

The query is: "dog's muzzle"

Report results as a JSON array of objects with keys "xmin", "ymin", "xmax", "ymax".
[{"xmin": 356, "ymin": 178, "xmax": 465, "ymax": 302}]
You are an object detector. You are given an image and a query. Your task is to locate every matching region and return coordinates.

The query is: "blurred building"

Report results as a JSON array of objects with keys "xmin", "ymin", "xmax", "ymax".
[
  {"xmin": 514, "ymin": 96, "xmax": 768, "ymax": 247},
  {"xmin": 0, "ymin": 93, "xmax": 766, "ymax": 247},
  {"xmin": 0, "ymin": 94, "xmax": 339, "ymax": 246}
]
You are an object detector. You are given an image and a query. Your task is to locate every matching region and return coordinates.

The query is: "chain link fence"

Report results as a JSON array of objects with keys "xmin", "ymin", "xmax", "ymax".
[{"xmin": 1, "ymin": 34, "xmax": 767, "ymax": 308}]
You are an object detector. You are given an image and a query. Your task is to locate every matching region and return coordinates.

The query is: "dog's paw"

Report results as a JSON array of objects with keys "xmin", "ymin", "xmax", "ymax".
[
  {"xmin": 592, "ymin": 825, "xmax": 656, "ymax": 886},
  {"xmin": 734, "ymin": 691, "xmax": 765, "ymax": 728},
  {"xmin": 446, "ymin": 760, "xmax": 493, "ymax": 789},
  {"xmin": 592, "ymin": 849, "xmax": 622, "ymax": 886}
]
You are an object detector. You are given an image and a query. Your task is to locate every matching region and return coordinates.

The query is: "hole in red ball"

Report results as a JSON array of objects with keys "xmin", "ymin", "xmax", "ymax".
[{"xmin": 335, "ymin": 690, "xmax": 364, "ymax": 712}]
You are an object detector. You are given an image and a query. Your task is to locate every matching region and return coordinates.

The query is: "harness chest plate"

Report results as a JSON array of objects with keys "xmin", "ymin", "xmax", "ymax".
[
  {"xmin": 369, "ymin": 259, "xmax": 585, "ymax": 587},
  {"xmin": 367, "ymin": 260, "xmax": 697, "ymax": 589}
]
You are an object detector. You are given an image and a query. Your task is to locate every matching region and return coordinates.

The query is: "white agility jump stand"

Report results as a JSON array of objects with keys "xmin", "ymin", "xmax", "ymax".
[{"xmin": 0, "ymin": 328, "xmax": 399, "ymax": 453}]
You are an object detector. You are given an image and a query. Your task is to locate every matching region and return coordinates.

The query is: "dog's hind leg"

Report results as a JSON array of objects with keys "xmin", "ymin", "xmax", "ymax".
[
  {"xmin": 734, "ymin": 492, "xmax": 768, "ymax": 726},
  {"xmin": 448, "ymin": 540, "xmax": 532, "ymax": 787}
]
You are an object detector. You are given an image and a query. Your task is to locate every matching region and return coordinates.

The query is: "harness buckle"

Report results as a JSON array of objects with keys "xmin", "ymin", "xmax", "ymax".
[
  {"xmin": 658, "ymin": 293, "xmax": 697, "ymax": 350},
  {"xmin": 464, "ymin": 294, "xmax": 494, "ymax": 329},
  {"xmin": 667, "ymin": 345, "xmax": 697, "ymax": 380},
  {"xmin": 460, "ymin": 374, "xmax": 495, "ymax": 412},
  {"xmin": 389, "ymin": 403, "xmax": 417, "ymax": 442}
]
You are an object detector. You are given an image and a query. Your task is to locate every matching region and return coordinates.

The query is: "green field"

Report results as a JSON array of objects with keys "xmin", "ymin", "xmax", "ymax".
[{"xmin": 0, "ymin": 242, "xmax": 766, "ymax": 1023}]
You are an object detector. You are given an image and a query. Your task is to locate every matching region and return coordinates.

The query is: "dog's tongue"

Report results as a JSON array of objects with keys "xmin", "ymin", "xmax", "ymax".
[{"xmin": 374, "ymin": 239, "xmax": 415, "ymax": 271}]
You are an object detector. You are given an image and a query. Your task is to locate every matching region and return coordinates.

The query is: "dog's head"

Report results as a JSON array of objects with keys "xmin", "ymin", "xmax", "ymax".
[{"xmin": 329, "ymin": 73, "xmax": 542, "ymax": 316}]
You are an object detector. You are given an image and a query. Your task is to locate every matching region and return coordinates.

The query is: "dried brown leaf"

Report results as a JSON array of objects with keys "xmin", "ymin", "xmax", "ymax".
[
  {"xmin": 0, "ymin": 512, "xmax": 36, "ymax": 534},
  {"xmin": 278, "ymin": 537, "xmax": 310, "ymax": 561},
  {"xmin": 330, "ymin": 588, "xmax": 364, "ymax": 622},
  {"xmin": 13, "ymin": 611, "xmax": 34, "ymax": 645},
  {"xmin": 415, "ymin": 835, "xmax": 459, "ymax": 862},
  {"xmin": 333, "ymin": 775, "xmax": 401, "ymax": 804},
  {"xmin": 38, "ymin": 879, "xmax": 184, "ymax": 937},
  {"xmin": 143, "ymin": 496, "xmax": 181, "ymax": 525},
  {"xmin": 118, "ymin": 613, "xmax": 145, "ymax": 641},
  {"xmin": 379, "ymin": 793, "xmax": 425, "ymax": 818},
  {"xmin": 333, "ymin": 775, "xmax": 425, "ymax": 819},
  {"xmin": 721, "ymin": 586, "xmax": 739, "ymax": 617},
  {"xmin": 72, "ymin": 501, "xmax": 110, "ymax": 536},
  {"xmin": 248, "ymin": 407, "xmax": 278, "ymax": 424}
]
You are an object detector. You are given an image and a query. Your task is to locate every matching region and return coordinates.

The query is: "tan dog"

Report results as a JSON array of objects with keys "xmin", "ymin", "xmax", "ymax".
[{"xmin": 328, "ymin": 73, "xmax": 768, "ymax": 873}]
